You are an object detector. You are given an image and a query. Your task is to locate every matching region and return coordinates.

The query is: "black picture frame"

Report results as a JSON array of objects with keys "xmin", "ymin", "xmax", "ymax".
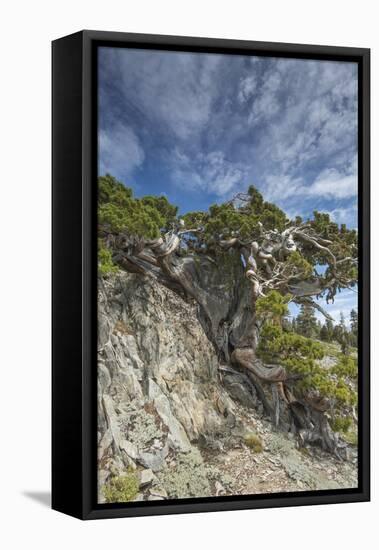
[{"xmin": 52, "ymin": 30, "xmax": 370, "ymax": 520}]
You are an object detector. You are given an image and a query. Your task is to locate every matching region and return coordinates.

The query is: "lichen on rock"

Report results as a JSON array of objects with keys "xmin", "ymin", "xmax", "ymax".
[
  {"xmin": 156, "ymin": 449, "xmax": 211, "ymax": 499},
  {"xmin": 97, "ymin": 272, "xmax": 358, "ymax": 503}
]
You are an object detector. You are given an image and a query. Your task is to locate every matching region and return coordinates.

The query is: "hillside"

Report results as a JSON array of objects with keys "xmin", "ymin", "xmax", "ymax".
[{"xmin": 97, "ymin": 272, "xmax": 357, "ymax": 503}]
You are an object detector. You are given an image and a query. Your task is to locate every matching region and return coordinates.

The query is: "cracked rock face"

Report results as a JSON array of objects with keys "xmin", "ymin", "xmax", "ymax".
[
  {"xmin": 97, "ymin": 272, "xmax": 358, "ymax": 503},
  {"xmin": 97, "ymin": 272, "xmax": 237, "ymax": 502}
]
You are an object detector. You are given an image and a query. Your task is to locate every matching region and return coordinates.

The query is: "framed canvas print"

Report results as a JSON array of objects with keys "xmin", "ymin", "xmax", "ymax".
[{"xmin": 52, "ymin": 30, "xmax": 370, "ymax": 520}]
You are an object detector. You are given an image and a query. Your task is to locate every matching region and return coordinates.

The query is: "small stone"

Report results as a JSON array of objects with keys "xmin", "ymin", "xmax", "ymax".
[
  {"xmin": 98, "ymin": 469, "xmax": 110, "ymax": 486},
  {"xmin": 215, "ymin": 481, "xmax": 225, "ymax": 496},
  {"xmin": 149, "ymin": 487, "xmax": 168, "ymax": 499},
  {"xmin": 139, "ymin": 468, "xmax": 155, "ymax": 487},
  {"xmin": 119, "ymin": 439, "xmax": 138, "ymax": 460},
  {"xmin": 138, "ymin": 451, "xmax": 166, "ymax": 472},
  {"xmin": 148, "ymin": 495, "xmax": 165, "ymax": 501}
]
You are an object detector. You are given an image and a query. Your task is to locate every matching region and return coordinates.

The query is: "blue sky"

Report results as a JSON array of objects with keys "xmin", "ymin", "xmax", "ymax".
[{"xmin": 98, "ymin": 47, "xmax": 358, "ymax": 324}]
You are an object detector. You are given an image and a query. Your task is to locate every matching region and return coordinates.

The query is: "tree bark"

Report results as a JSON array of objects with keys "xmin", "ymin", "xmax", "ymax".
[{"xmin": 105, "ymin": 224, "xmax": 354, "ymax": 459}]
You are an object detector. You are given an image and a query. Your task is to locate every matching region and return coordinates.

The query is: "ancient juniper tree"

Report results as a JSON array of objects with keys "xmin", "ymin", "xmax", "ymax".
[{"xmin": 98, "ymin": 174, "xmax": 358, "ymax": 458}]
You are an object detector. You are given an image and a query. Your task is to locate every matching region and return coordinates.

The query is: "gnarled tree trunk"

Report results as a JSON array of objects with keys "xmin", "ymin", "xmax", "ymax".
[{"xmin": 102, "ymin": 222, "xmax": 352, "ymax": 460}]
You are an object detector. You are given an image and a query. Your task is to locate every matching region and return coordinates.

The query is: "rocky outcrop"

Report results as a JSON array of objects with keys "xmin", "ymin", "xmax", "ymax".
[
  {"xmin": 97, "ymin": 272, "xmax": 239, "ymax": 502},
  {"xmin": 97, "ymin": 272, "xmax": 358, "ymax": 503}
]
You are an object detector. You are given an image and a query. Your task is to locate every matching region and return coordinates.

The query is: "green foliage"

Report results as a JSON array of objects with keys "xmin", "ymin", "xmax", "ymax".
[
  {"xmin": 103, "ymin": 470, "xmax": 139, "ymax": 503},
  {"xmin": 98, "ymin": 174, "xmax": 133, "ymax": 205},
  {"xmin": 98, "ymin": 174, "xmax": 176, "ymax": 239},
  {"xmin": 98, "ymin": 175, "xmax": 357, "ymax": 307},
  {"xmin": 333, "ymin": 381, "xmax": 357, "ymax": 406},
  {"xmin": 333, "ymin": 313, "xmax": 351, "ymax": 355},
  {"xmin": 286, "ymin": 251, "xmax": 313, "ymax": 278},
  {"xmin": 350, "ymin": 309, "xmax": 358, "ymax": 346},
  {"xmin": 258, "ymin": 324, "xmax": 324, "ymax": 369},
  {"xmin": 343, "ymin": 429, "xmax": 358, "ymax": 445},
  {"xmin": 140, "ymin": 195, "xmax": 178, "ymax": 229},
  {"xmin": 204, "ymin": 202, "xmax": 256, "ymax": 241},
  {"xmin": 186, "ymin": 185, "xmax": 289, "ymax": 246},
  {"xmin": 257, "ymin": 323, "xmax": 357, "ymax": 410},
  {"xmin": 310, "ymin": 211, "xmax": 339, "ymax": 238},
  {"xmin": 295, "ymin": 305, "xmax": 319, "ymax": 339},
  {"xmin": 256, "ymin": 291, "xmax": 291, "ymax": 326},
  {"xmin": 304, "ymin": 211, "xmax": 358, "ymax": 278},
  {"xmin": 330, "ymin": 416, "xmax": 352, "ymax": 433},
  {"xmin": 331, "ymin": 354, "xmax": 358, "ymax": 379},
  {"xmin": 98, "ymin": 241, "xmax": 118, "ymax": 276},
  {"xmin": 320, "ymin": 319, "xmax": 334, "ymax": 342},
  {"xmin": 181, "ymin": 210, "xmax": 208, "ymax": 228},
  {"xmin": 243, "ymin": 433, "xmax": 263, "ymax": 452},
  {"xmin": 247, "ymin": 185, "xmax": 288, "ymax": 230},
  {"xmin": 99, "ymin": 201, "xmax": 163, "ymax": 239}
]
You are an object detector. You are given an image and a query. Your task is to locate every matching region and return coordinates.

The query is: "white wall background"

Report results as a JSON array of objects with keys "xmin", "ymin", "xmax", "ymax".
[{"xmin": 0, "ymin": 0, "xmax": 376, "ymax": 547}]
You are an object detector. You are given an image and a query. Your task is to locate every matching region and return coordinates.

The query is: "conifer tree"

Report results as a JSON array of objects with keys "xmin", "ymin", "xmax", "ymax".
[
  {"xmin": 98, "ymin": 175, "xmax": 358, "ymax": 457},
  {"xmin": 296, "ymin": 305, "xmax": 319, "ymax": 338},
  {"xmin": 350, "ymin": 309, "xmax": 358, "ymax": 347}
]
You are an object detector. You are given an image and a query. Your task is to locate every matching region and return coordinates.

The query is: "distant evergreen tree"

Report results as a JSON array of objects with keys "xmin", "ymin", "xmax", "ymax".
[
  {"xmin": 315, "ymin": 320, "xmax": 322, "ymax": 339},
  {"xmin": 320, "ymin": 318, "xmax": 334, "ymax": 342},
  {"xmin": 98, "ymin": 174, "xmax": 359, "ymax": 453},
  {"xmin": 296, "ymin": 305, "xmax": 318, "ymax": 338},
  {"xmin": 291, "ymin": 317, "xmax": 297, "ymax": 333},
  {"xmin": 320, "ymin": 323, "xmax": 329, "ymax": 342},
  {"xmin": 334, "ymin": 313, "xmax": 350, "ymax": 355},
  {"xmin": 350, "ymin": 309, "xmax": 358, "ymax": 347},
  {"xmin": 333, "ymin": 312, "xmax": 344, "ymax": 342},
  {"xmin": 326, "ymin": 319, "xmax": 334, "ymax": 341},
  {"xmin": 339, "ymin": 312, "xmax": 346, "ymax": 329}
]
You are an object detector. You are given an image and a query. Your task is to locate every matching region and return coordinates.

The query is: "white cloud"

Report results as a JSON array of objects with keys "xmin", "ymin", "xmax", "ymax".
[
  {"xmin": 315, "ymin": 289, "xmax": 358, "ymax": 323},
  {"xmin": 252, "ymin": 59, "xmax": 358, "ymax": 198},
  {"xmin": 99, "ymin": 124, "xmax": 145, "ymax": 180},
  {"xmin": 261, "ymin": 158, "xmax": 357, "ymax": 219},
  {"xmin": 171, "ymin": 149, "xmax": 247, "ymax": 197},
  {"xmin": 245, "ymin": 69, "xmax": 282, "ymax": 124},
  {"xmin": 105, "ymin": 48, "xmax": 222, "ymax": 141},
  {"xmin": 308, "ymin": 168, "xmax": 357, "ymax": 199},
  {"xmin": 238, "ymin": 76, "xmax": 257, "ymax": 103},
  {"xmin": 263, "ymin": 174, "xmax": 304, "ymax": 202},
  {"xmin": 290, "ymin": 289, "xmax": 358, "ymax": 324},
  {"xmin": 325, "ymin": 204, "xmax": 358, "ymax": 229},
  {"xmin": 99, "ymin": 49, "xmax": 358, "ymax": 225}
]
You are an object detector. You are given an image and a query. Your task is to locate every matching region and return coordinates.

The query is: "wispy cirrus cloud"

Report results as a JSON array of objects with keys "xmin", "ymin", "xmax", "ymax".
[
  {"xmin": 98, "ymin": 47, "xmax": 358, "ymax": 222},
  {"xmin": 326, "ymin": 205, "xmax": 358, "ymax": 229},
  {"xmin": 99, "ymin": 47, "xmax": 222, "ymax": 142},
  {"xmin": 317, "ymin": 289, "xmax": 358, "ymax": 323},
  {"xmin": 308, "ymin": 169, "xmax": 357, "ymax": 199},
  {"xmin": 171, "ymin": 149, "xmax": 247, "ymax": 197},
  {"xmin": 98, "ymin": 47, "xmax": 359, "ymax": 321},
  {"xmin": 98, "ymin": 123, "xmax": 145, "ymax": 182}
]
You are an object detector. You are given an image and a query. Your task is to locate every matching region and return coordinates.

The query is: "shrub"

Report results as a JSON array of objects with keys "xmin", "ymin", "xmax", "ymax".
[
  {"xmin": 244, "ymin": 433, "xmax": 263, "ymax": 453},
  {"xmin": 98, "ymin": 242, "xmax": 118, "ymax": 276},
  {"xmin": 331, "ymin": 355, "xmax": 358, "ymax": 379},
  {"xmin": 257, "ymin": 322, "xmax": 358, "ymax": 421},
  {"xmin": 343, "ymin": 430, "xmax": 358, "ymax": 446},
  {"xmin": 256, "ymin": 291, "xmax": 291, "ymax": 326},
  {"xmin": 113, "ymin": 320, "xmax": 134, "ymax": 336},
  {"xmin": 330, "ymin": 416, "xmax": 352, "ymax": 433},
  {"xmin": 103, "ymin": 471, "xmax": 139, "ymax": 503}
]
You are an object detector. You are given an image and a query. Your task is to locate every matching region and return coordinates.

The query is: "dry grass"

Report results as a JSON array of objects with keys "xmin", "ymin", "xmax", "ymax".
[
  {"xmin": 113, "ymin": 319, "xmax": 135, "ymax": 336},
  {"xmin": 244, "ymin": 433, "xmax": 263, "ymax": 453}
]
